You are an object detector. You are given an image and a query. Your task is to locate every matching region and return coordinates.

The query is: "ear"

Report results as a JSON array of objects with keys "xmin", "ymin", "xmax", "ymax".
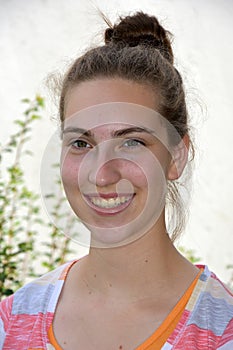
[{"xmin": 167, "ymin": 134, "xmax": 190, "ymax": 180}]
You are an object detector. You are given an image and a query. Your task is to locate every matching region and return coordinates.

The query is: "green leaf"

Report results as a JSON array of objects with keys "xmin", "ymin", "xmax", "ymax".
[
  {"xmin": 36, "ymin": 95, "xmax": 45, "ymax": 107},
  {"xmin": 24, "ymin": 150, "xmax": 33, "ymax": 156},
  {"xmin": 2, "ymin": 288, "xmax": 14, "ymax": 296},
  {"xmin": 14, "ymin": 120, "xmax": 25, "ymax": 127},
  {"xmin": 21, "ymin": 98, "xmax": 30, "ymax": 103},
  {"xmin": 31, "ymin": 114, "xmax": 41, "ymax": 120}
]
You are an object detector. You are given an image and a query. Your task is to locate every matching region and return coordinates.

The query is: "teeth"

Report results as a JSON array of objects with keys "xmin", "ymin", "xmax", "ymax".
[{"xmin": 90, "ymin": 196, "xmax": 132, "ymax": 208}]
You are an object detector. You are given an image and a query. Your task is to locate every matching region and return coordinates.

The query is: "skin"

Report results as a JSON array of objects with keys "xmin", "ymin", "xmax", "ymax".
[
  {"xmin": 61, "ymin": 119, "xmax": 170, "ymax": 246},
  {"xmin": 53, "ymin": 78, "xmax": 198, "ymax": 350}
]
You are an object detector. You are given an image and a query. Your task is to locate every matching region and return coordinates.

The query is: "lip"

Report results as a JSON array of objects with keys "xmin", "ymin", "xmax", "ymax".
[
  {"xmin": 83, "ymin": 193, "xmax": 135, "ymax": 216},
  {"xmin": 97, "ymin": 192, "xmax": 119, "ymax": 199}
]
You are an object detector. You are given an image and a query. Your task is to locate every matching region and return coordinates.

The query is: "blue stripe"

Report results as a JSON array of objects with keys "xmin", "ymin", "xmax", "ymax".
[
  {"xmin": 187, "ymin": 291, "xmax": 233, "ymax": 336},
  {"xmin": 12, "ymin": 283, "xmax": 54, "ymax": 315}
]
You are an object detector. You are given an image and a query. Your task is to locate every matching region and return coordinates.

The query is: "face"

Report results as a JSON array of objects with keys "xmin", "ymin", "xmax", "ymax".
[{"xmin": 61, "ymin": 78, "xmax": 182, "ymax": 248}]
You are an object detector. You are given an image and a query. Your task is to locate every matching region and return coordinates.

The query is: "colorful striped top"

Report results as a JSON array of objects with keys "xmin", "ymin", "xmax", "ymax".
[{"xmin": 0, "ymin": 261, "xmax": 233, "ymax": 349}]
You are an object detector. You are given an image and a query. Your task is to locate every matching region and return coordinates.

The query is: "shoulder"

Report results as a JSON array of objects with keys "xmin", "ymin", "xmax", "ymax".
[
  {"xmin": 189, "ymin": 265, "xmax": 233, "ymax": 346},
  {"xmin": 198, "ymin": 265, "xmax": 233, "ymax": 314},
  {"xmin": 203, "ymin": 266, "xmax": 233, "ymax": 348},
  {"xmin": 0, "ymin": 261, "xmax": 76, "ymax": 332},
  {"xmin": 0, "ymin": 294, "xmax": 14, "ymax": 349},
  {"xmin": 14, "ymin": 262, "xmax": 72, "ymax": 314},
  {"xmin": 169, "ymin": 266, "xmax": 233, "ymax": 349}
]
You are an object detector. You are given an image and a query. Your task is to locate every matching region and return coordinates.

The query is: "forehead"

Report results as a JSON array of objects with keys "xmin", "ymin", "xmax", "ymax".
[
  {"xmin": 63, "ymin": 102, "xmax": 163, "ymax": 132},
  {"xmin": 62, "ymin": 102, "xmax": 180, "ymax": 151},
  {"xmin": 64, "ymin": 78, "xmax": 158, "ymax": 118}
]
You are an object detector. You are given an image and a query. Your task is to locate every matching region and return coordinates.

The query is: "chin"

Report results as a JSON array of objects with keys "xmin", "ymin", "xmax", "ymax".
[{"xmin": 87, "ymin": 222, "xmax": 147, "ymax": 249}]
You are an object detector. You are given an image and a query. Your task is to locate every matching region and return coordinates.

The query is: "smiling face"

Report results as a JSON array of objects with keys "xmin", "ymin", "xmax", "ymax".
[{"xmin": 60, "ymin": 78, "xmax": 182, "ymax": 248}]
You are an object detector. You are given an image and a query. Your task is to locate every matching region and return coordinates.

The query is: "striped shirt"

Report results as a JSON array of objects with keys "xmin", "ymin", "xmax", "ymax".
[{"xmin": 0, "ymin": 261, "xmax": 233, "ymax": 349}]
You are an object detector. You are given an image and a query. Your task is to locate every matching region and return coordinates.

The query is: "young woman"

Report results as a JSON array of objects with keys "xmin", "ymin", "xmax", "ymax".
[{"xmin": 1, "ymin": 11, "xmax": 233, "ymax": 350}]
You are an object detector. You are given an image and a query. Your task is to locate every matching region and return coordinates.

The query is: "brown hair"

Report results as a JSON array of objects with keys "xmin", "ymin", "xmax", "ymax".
[{"xmin": 59, "ymin": 11, "xmax": 193, "ymax": 240}]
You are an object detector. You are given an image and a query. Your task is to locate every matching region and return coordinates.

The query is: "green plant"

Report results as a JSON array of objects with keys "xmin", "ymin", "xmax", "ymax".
[
  {"xmin": 0, "ymin": 96, "xmax": 44, "ymax": 298},
  {"xmin": 42, "ymin": 168, "xmax": 76, "ymax": 271},
  {"xmin": 0, "ymin": 96, "xmax": 76, "ymax": 299}
]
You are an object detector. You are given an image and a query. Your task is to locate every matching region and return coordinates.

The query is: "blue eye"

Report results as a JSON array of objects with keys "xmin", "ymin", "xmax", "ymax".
[{"xmin": 123, "ymin": 139, "xmax": 145, "ymax": 147}]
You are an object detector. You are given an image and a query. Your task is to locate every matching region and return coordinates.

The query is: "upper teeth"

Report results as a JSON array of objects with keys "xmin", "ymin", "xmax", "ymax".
[{"xmin": 90, "ymin": 196, "xmax": 132, "ymax": 208}]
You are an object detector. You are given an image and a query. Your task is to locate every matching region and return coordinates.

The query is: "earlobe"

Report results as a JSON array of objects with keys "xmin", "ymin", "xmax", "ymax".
[{"xmin": 168, "ymin": 134, "xmax": 190, "ymax": 180}]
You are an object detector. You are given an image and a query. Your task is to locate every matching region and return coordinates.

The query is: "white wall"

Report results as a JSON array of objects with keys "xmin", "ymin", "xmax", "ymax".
[{"xmin": 1, "ymin": 0, "xmax": 233, "ymax": 282}]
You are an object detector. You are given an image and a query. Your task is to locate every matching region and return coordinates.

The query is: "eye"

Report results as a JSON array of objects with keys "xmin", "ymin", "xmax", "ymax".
[
  {"xmin": 123, "ymin": 139, "xmax": 146, "ymax": 147},
  {"xmin": 71, "ymin": 140, "xmax": 92, "ymax": 149}
]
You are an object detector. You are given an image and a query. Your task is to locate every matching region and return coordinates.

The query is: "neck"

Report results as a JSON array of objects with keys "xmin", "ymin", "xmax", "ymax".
[{"xmin": 74, "ymin": 219, "xmax": 197, "ymax": 302}]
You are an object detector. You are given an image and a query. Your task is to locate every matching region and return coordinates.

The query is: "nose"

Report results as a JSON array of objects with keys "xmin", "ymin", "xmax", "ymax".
[{"xmin": 88, "ymin": 159, "xmax": 121, "ymax": 187}]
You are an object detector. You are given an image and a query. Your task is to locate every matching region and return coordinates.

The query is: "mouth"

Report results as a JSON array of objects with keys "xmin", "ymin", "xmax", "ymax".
[{"xmin": 83, "ymin": 193, "xmax": 135, "ymax": 215}]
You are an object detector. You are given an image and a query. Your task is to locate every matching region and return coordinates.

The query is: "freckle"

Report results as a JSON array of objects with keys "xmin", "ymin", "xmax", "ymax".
[
  {"xmin": 145, "ymin": 259, "xmax": 148, "ymax": 263},
  {"xmin": 94, "ymin": 274, "xmax": 96, "ymax": 278},
  {"xmin": 89, "ymin": 291, "xmax": 92, "ymax": 294},
  {"xmin": 109, "ymin": 283, "xmax": 112, "ymax": 287}
]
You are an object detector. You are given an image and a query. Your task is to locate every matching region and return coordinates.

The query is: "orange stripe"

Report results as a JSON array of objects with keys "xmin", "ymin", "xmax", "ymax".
[
  {"xmin": 49, "ymin": 268, "xmax": 203, "ymax": 350},
  {"xmin": 59, "ymin": 260, "xmax": 78, "ymax": 280},
  {"xmin": 48, "ymin": 324, "xmax": 63, "ymax": 350},
  {"xmin": 136, "ymin": 269, "xmax": 203, "ymax": 349}
]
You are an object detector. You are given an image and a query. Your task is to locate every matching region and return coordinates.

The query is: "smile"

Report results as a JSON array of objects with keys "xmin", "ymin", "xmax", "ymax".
[
  {"xmin": 83, "ymin": 194, "xmax": 134, "ymax": 214},
  {"xmin": 91, "ymin": 195, "xmax": 132, "ymax": 208}
]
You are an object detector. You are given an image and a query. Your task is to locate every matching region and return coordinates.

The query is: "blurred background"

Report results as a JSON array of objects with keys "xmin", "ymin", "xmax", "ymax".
[{"xmin": 0, "ymin": 0, "xmax": 232, "ymax": 283}]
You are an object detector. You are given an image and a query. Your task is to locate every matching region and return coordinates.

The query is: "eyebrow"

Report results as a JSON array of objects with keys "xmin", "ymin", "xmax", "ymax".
[
  {"xmin": 62, "ymin": 127, "xmax": 92, "ymax": 137},
  {"xmin": 62, "ymin": 126, "xmax": 156, "ymax": 138}
]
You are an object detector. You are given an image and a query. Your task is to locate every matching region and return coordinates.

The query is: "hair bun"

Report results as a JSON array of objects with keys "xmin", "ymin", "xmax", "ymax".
[{"xmin": 104, "ymin": 12, "xmax": 174, "ymax": 65}]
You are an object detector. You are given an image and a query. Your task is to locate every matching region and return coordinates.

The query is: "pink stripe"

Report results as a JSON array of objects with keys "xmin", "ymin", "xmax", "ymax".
[
  {"xmin": 174, "ymin": 323, "xmax": 220, "ymax": 349},
  {"xmin": 217, "ymin": 318, "xmax": 233, "ymax": 347}
]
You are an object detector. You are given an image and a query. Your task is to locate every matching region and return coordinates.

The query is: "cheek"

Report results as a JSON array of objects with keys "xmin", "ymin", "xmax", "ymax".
[
  {"xmin": 60, "ymin": 153, "xmax": 164, "ymax": 192},
  {"xmin": 123, "ymin": 154, "xmax": 165, "ymax": 190},
  {"xmin": 61, "ymin": 155, "xmax": 80, "ymax": 189},
  {"xmin": 123, "ymin": 164, "xmax": 148, "ymax": 188}
]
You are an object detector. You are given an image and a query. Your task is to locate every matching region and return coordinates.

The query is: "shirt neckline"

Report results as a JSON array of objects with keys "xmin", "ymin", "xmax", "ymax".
[{"xmin": 47, "ymin": 261, "xmax": 205, "ymax": 349}]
